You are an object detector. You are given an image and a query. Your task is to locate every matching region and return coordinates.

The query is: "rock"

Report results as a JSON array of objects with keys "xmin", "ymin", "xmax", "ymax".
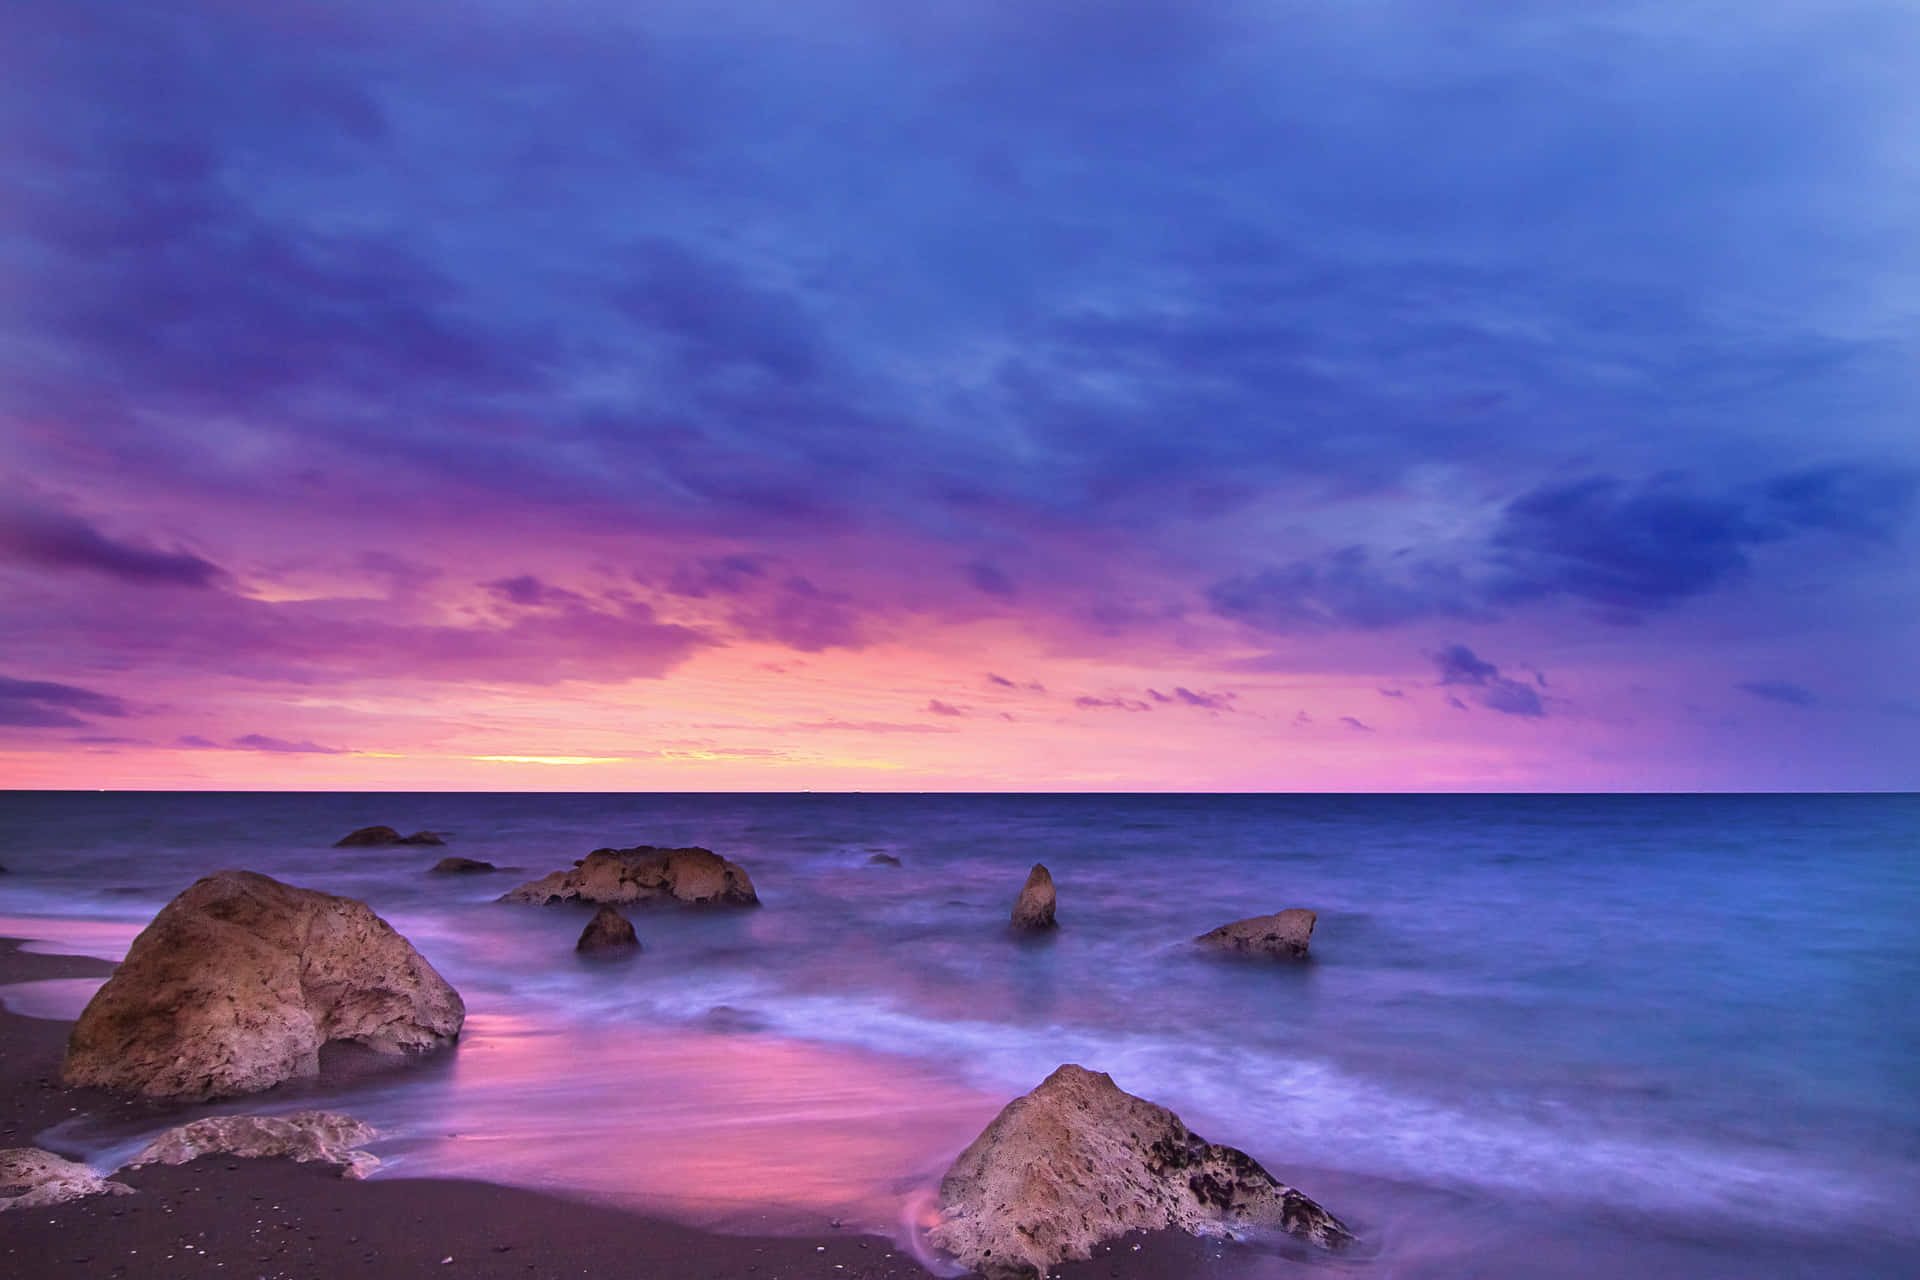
[
  {"xmin": 430, "ymin": 857, "xmax": 498, "ymax": 874},
  {"xmin": 0, "ymin": 1149, "xmax": 134, "ymax": 1211},
  {"xmin": 334, "ymin": 825, "xmax": 402, "ymax": 846},
  {"xmin": 335, "ymin": 826, "xmax": 443, "ymax": 847},
  {"xmin": 576, "ymin": 905, "xmax": 640, "ymax": 955},
  {"xmin": 499, "ymin": 846, "xmax": 758, "ymax": 907},
  {"xmin": 1195, "ymin": 909, "xmax": 1318, "ymax": 960},
  {"xmin": 867, "ymin": 853, "xmax": 903, "ymax": 867},
  {"xmin": 931, "ymin": 1065, "xmax": 1351, "ymax": 1279},
  {"xmin": 129, "ymin": 1111, "xmax": 381, "ymax": 1179},
  {"xmin": 62, "ymin": 869, "xmax": 465, "ymax": 1100},
  {"xmin": 1010, "ymin": 863, "xmax": 1057, "ymax": 930}
]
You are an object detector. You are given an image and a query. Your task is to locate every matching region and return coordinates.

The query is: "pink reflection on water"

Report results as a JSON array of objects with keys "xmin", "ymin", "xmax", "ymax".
[{"xmin": 361, "ymin": 1012, "xmax": 1004, "ymax": 1235}]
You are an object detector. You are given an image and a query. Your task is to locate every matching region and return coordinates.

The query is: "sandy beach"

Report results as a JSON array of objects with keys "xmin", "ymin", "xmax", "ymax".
[{"xmin": 1, "ymin": 936, "xmax": 1262, "ymax": 1279}]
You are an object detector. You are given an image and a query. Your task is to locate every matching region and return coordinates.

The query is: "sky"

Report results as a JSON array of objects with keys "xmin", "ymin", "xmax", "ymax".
[{"xmin": 2, "ymin": 0, "xmax": 1917, "ymax": 792}]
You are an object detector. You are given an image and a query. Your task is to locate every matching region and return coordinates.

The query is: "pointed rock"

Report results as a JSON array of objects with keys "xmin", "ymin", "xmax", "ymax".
[
  {"xmin": 1010, "ymin": 863, "xmax": 1057, "ymax": 930},
  {"xmin": 576, "ymin": 905, "xmax": 641, "ymax": 955},
  {"xmin": 1, "ymin": 1149, "xmax": 133, "ymax": 1211},
  {"xmin": 931, "ymin": 1065, "xmax": 1351, "ymax": 1278}
]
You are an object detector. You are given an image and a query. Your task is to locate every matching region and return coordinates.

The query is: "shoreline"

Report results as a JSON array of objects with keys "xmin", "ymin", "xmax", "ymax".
[{"xmin": 0, "ymin": 936, "xmax": 1264, "ymax": 1279}]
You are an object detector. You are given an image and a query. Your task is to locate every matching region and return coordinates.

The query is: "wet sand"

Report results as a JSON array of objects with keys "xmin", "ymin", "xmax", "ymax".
[{"xmin": 0, "ymin": 938, "xmax": 1263, "ymax": 1279}]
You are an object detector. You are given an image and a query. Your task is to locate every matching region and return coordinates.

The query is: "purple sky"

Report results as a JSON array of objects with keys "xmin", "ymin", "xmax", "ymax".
[{"xmin": 2, "ymin": 0, "xmax": 1917, "ymax": 790}]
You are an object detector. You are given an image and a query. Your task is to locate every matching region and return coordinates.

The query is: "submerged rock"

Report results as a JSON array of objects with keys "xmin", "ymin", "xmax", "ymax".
[
  {"xmin": 499, "ymin": 846, "xmax": 758, "ymax": 907},
  {"xmin": 932, "ymin": 1065, "xmax": 1351, "ymax": 1279},
  {"xmin": 867, "ymin": 853, "xmax": 903, "ymax": 867},
  {"xmin": 63, "ymin": 869, "xmax": 465, "ymax": 1100},
  {"xmin": 576, "ymin": 905, "xmax": 641, "ymax": 955},
  {"xmin": 430, "ymin": 856, "xmax": 498, "ymax": 874},
  {"xmin": 0, "ymin": 1149, "xmax": 133, "ymax": 1211},
  {"xmin": 334, "ymin": 826, "xmax": 444, "ymax": 847},
  {"xmin": 1010, "ymin": 863, "xmax": 1057, "ymax": 930},
  {"xmin": 1196, "ymin": 909, "xmax": 1318, "ymax": 959},
  {"xmin": 129, "ymin": 1111, "xmax": 380, "ymax": 1179}
]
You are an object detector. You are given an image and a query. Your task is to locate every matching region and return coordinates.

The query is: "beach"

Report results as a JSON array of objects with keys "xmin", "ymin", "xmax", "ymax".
[{"xmin": 3, "ymin": 791, "xmax": 1918, "ymax": 1278}]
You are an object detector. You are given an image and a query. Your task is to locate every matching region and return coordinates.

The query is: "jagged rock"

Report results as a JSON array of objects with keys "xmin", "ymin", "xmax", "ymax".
[
  {"xmin": 430, "ymin": 857, "xmax": 498, "ymax": 874},
  {"xmin": 129, "ymin": 1111, "xmax": 380, "ymax": 1179},
  {"xmin": 0, "ymin": 1149, "xmax": 133, "ymax": 1211},
  {"xmin": 867, "ymin": 853, "xmax": 903, "ymax": 867},
  {"xmin": 63, "ymin": 869, "xmax": 465, "ymax": 1100},
  {"xmin": 1010, "ymin": 863, "xmax": 1057, "ymax": 930},
  {"xmin": 499, "ymin": 846, "xmax": 758, "ymax": 907},
  {"xmin": 335, "ymin": 826, "xmax": 443, "ymax": 847},
  {"xmin": 931, "ymin": 1065, "xmax": 1351, "ymax": 1279},
  {"xmin": 1196, "ymin": 909, "xmax": 1318, "ymax": 959},
  {"xmin": 576, "ymin": 905, "xmax": 640, "ymax": 955}
]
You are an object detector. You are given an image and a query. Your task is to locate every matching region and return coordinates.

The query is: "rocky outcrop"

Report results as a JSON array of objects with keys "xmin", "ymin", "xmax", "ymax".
[
  {"xmin": 1010, "ymin": 863, "xmax": 1057, "ymax": 930},
  {"xmin": 576, "ymin": 905, "xmax": 640, "ymax": 955},
  {"xmin": 129, "ymin": 1111, "xmax": 380, "ymax": 1179},
  {"xmin": 335, "ymin": 826, "xmax": 444, "ymax": 847},
  {"xmin": 1196, "ymin": 909, "xmax": 1317, "ymax": 959},
  {"xmin": 430, "ymin": 856, "xmax": 498, "ymax": 874},
  {"xmin": 931, "ymin": 1065, "xmax": 1351, "ymax": 1279},
  {"xmin": 499, "ymin": 846, "xmax": 758, "ymax": 907},
  {"xmin": 62, "ymin": 870, "xmax": 465, "ymax": 1100},
  {"xmin": 867, "ymin": 853, "xmax": 903, "ymax": 867},
  {"xmin": 0, "ymin": 1149, "xmax": 133, "ymax": 1211}
]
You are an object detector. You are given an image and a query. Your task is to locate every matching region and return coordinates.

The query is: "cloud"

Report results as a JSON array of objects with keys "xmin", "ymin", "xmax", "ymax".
[
  {"xmin": 967, "ymin": 561, "xmax": 1017, "ymax": 598},
  {"xmin": 732, "ymin": 577, "xmax": 864, "ymax": 652},
  {"xmin": 1432, "ymin": 644, "xmax": 1546, "ymax": 717},
  {"xmin": 987, "ymin": 673, "xmax": 1046, "ymax": 693},
  {"xmin": 1736, "ymin": 680, "xmax": 1816, "ymax": 707},
  {"xmin": 1378, "ymin": 688, "xmax": 1405, "ymax": 698},
  {"xmin": 1340, "ymin": 716, "xmax": 1373, "ymax": 732},
  {"xmin": 926, "ymin": 699, "xmax": 965, "ymax": 716},
  {"xmin": 1074, "ymin": 695, "xmax": 1152, "ymax": 711},
  {"xmin": 177, "ymin": 733, "xmax": 353, "ymax": 753},
  {"xmin": 485, "ymin": 575, "xmax": 585, "ymax": 607},
  {"xmin": 664, "ymin": 555, "xmax": 768, "ymax": 599},
  {"xmin": 1172, "ymin": 686, "xmax": 1233, "ymax": 711},
  {"xmin": 788, "ymin": 719, "xmax": 956, "ymax": 734},
  {"xmin": 0, "ymin": 675, "xmax": 129, "ymax": 728},
  {"xmin": 0, "ymin": 494, "xmax": 222, "ymax": 588},
  {"xmin": 1206, "ymin": 547, "xmax": 1481, "ymax": 633}
]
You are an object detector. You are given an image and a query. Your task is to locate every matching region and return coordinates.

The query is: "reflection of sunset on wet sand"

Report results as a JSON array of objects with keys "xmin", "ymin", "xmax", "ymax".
[{"xmin": 363, "ymin": 1013, "xmax": 1003, "ymax": 1232}]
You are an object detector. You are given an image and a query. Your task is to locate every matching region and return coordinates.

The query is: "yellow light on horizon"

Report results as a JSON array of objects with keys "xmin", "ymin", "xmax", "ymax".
[{"xmin": 471, "ymin": 755, "xmax": 628, "ymax": 766}]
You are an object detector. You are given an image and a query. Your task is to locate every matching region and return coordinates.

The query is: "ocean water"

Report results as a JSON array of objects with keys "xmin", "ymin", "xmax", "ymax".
[{"xmin": 1, "ymin": 791, "xmax": 1916, "ymax": 1277}]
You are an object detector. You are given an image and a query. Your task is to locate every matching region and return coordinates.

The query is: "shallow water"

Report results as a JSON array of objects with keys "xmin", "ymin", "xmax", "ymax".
[{"xmin": 2, "ymin": 791, "xmax": 1916, "ymax": 1276}]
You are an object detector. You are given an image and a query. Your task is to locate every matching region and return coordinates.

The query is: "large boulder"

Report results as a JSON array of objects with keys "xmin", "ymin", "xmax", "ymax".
[
  {"xmin": 0, "ymin": 1149, "xmax": 133, "ymax": 1211},
  {"xmin": 1010, "ymin": 863, "xmax": 1057, "ymax": 930},
  {"xmin": 499, "ymin": 846, "xmax": 758, "ymax": 907},
  {"xmin": 62, "ymin": 870, "xmax": 465, "ymax": 1100},
  {"xmin": 931, "ymin": 1065, "xmax": 1351, "ymax": 1279},
  {"xmin": 335, "ymin": 826, "xmax": 444, "ymax": 847},
  {"xmin": 129, "ymin": 1111, "xmax": 380, "ymax": 1179},
  {"xmin": 1196, "ymin": 909, "xmax": 1317, "ymax": 959},
  {"xmin": 576, "ymin": 905, "xmax": 641, "ymax": 955}
]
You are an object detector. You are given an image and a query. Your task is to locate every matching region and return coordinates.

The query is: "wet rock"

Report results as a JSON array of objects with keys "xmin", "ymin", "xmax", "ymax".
[
  {"xmin": 1195, "ymin": 909, "xmax": 1317, "ymax": 959},
  {"xmin": 1010, "ymin": 863, "xmax": 1057, "ymax": 930},
  {"xmin": 867, "ymin": 853, "xmax": 903, "ymax": 867},
  {"xmin": 335, "ymin": 826, "xmax": 444, "ymax": 847},
  {"xmin": 576, "ymin": 905, "xmax": 640, "ymax": 955},
  {"xmin": 129, "ymin": 1111, "xmax": 381, "ymax": 1179},
  {"xmin": 499, "ymin": 846, "xmax": 758, "ymax": 907},
  {"xmin": 0, "ymin": 1149, "xmax": 134, "ymax": 1211},
  {"xmin": 430, "ymin": 857, "xmax": 498, "ymax": 874},
  {"xmin": 63, "ymin": 869, "xmax": 465, "ymax": 1100},
  {"xmin": 932, "ymin": 1065, "xmax": 1351, "ymax": 1279}
]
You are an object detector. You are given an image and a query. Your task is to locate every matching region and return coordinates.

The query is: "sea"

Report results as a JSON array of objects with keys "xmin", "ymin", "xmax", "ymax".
[{"xmin": 1, "ymin": 791, "xmax": 1915, "ymax": 1278}]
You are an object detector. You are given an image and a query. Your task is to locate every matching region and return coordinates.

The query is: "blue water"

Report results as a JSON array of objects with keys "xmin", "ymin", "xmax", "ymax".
[{"xmin": 1, "ymin": 792, "xmax": 1916, "ymax": 1277}]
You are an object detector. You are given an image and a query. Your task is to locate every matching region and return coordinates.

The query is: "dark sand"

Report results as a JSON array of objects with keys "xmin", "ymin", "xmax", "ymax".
[{"xmin": 0, "ymin": 938, "xmax": 1268, "ymax": 1279}]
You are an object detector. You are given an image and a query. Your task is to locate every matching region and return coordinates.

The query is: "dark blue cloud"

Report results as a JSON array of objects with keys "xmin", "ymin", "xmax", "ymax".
[
  {"xmin": 0, "ymin": 675, "xmax": 129, "ymax": 727},
  {"xmin": 485, "ymin": 575, "xmax": 585, "ymax": 608},
  {"xmin": 1075, "ymin": 695, "xmax": 1152, "ymax": 712},
  {"xmin": 1340, "ymin": 716, "xmax": 1373, "ymax": 732},
  {"xmin": 1432, "ymin": 644, "xmax": 1545, "ymax": 718},
  {"xmin": 177, "ymin": 733, "xmax": 354, "ymax": 753},
  {"xmin": 926, "ymin": 699, "xmax": 965, "ymax": 717},
  {"xmin": 967, "ymin": 562, "xmax": 1017, "ymax": 598},
  {"xmin": 1736, "ymin": 681, "xmax": 1816, "ymax": 708},
  {"xmin": 0, "ymin": 494, "xmax": 222, "ymax": 588}
]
